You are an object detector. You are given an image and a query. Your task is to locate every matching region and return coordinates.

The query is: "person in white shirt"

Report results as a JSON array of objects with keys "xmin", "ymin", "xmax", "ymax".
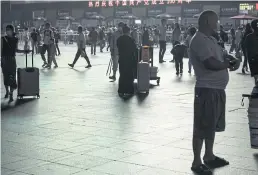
[
  {"xmin": 68, "ymin": 26, "xmax": 91, "ymax": 68},
  {"xmin": 159, "ymin": 19, "xmax": 167, "ymax": 63}
]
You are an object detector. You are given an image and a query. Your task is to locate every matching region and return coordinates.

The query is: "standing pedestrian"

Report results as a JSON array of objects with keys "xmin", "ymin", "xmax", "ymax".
[
  {"xmin": 54, "ymin": 28, "xmax": 61, "ymax": 56},
  {"xmin": 109, "ymin": 22, "xmax": 124, "ymax": 81},
  {"xmin": 99, "ymin": 27, "xmax": 105, "ymax": 53},
  {"xmin": 185, "ymin": 27, "xmax": 197, "ymax": 74},
  {"xmin": 117, "ymin": 25, "xmax": 137, "ymax": 97},
  {"xmin": 244, "ymin": 19, "xmax": 258, "ymax": 84},
  {"xmin": 229, "ymin": 25, "xmax": 236, "ymax": 53},
  {"xmin": 241, "ymin": 23, "xmax": 253, "ymax": 74},
  {"xmin": 158, "ymin": 19, "xmax": 167, "ymax": 63},
  {"xmin": 89, "ymin": 27, "xmax": 98, "ymax": 55},
  {"xmin": 106, "ymin": 28, "xmax": 113, "ymax": 51},
  {"xmin": 30, "ymin": 28, "xmax": 38, "ymax": 54},
  {"xmin": 235, "ymin": 27, "xmax": 243, "ymax": 53},
  {"xmin": 1, "ymin": 25, "xmax": 28, "ymax": 102},
  {"xmin": 68, "ymin": 26, "xmax": 92, "ymax": 69},
  {"xmin": 23, "ymin": 27, "xmax": 30, "ymax": 50},
  {"xmin": 190, "ymin": 10, "xmax": 232, "ymax": 175}
]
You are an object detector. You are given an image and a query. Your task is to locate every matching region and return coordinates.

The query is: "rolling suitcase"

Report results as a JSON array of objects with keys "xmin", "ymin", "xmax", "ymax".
[
  {"xmin": 137, "ymin": 62, "xmax": 150, "ymax": 93},
  {"xmin": 17, "ymin": 51, "xmax": 40, "ymax": 99}
]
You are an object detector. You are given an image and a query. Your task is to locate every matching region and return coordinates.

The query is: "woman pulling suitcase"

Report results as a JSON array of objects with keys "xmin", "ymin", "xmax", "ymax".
[{"xmin": 1, "ymin": 25, "xmax": 29, "ymax": 102}]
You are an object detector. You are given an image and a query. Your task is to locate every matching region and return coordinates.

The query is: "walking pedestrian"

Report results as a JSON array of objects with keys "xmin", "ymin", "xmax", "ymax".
[
  {"xmin": 40, "ymin": 22, "xmax": 55, "ymax": 68},
  {"xmin": 23, "ymin": 27, "xmax": 30, "ymax": 50},
  {"xmin": 170, "ymin": 41, "xmax": 187, "ymax": 75},
  {"xmin": 244, "ymin": 19, "xmax": 258, "ymax": 84},
  {"xmin": 241, "ymin": 23, "xmax": 253, "ymax": 74},
  {"xmin": 106, "ymin": 28, "xmax": 113, "ymax": 51},
  {"xmin": 158, "ymin": 19, "xmax": 167, "ymax": 63},
  {"xmin": 170, "ymin": 23, "xmax": 181, "ymax": 62},
  {"xmin": 1, "ymin": 25, "xmax": 28, "ymax": 102},
  {"xmin": 190, "ymin": 10, "xmax": 232, "ymax": 175},
  {"xmin": 68, "ymin": 26, "xmax": 92, "ymax": 69},
  {"xmin": 109, "ymin": 22, "xmax": 124, "ymax": 81},
  {"xmin": 89, "ymin": 27, "xmax": 98, "ymax": 55}
]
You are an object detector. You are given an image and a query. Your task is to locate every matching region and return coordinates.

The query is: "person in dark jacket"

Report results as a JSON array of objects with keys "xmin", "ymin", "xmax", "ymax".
[
  {"xmin": 99, "ymin": 27, "xmax": 105, "ymax": 52},
  {"xmin": 245, "ymin": 19, "xmax": 258, "ymax": 84},
  {"xmin": 142, "ymin": 27, "xmax": 149, "ymax": 46},
  {"xmin": 54, "ymin": 28, "xmax": 61, "ymax": 56},
  {"xmin": 117, "ymin": 25, "xmax": 137, "ymax": 97},
  {"xmin": 1, "ymin": 25, "xmax": 28, "ymax": 102},
  {"xmin": 171, "ymin": 41, "xmax": 187, "ymax": 75},
  {"xmin": 89, "ymin": 27, "xmax": 98, "ymax": 55},
  {"xmin": 241, "ymin": 23, "xmax": 253, "ymax": 74},
  {"xmin": 219, "ymin": 25, "xmax": 228, "ymax": 48},
  {"xmin": 30, "ymin": 28, "xmax": 38, "ymax": 54}
]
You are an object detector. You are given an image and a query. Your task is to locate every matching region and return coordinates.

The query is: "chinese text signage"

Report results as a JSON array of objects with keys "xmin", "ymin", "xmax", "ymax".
[
  {"xmin": 88, "ymin": 0, "xmax": 191, "ymax": 8},
  {"xmin": 32, "ymin": 10, "xmax": 45, "ymax": 19},
  {"xmin": 220, "ymin": 5, "xmax": 238, "ymax": 17},
  {"xmin": 182, "ymin": 4, "xmax": 202, "ymax": 18},
  {"xmin": 239, "ymin": 3, "xmax": 255, "ymax": 11},
  {"xmin": 115, "ymin": 6, "xmax": 132, "ymax": 17},
  {"xmin": 57, "ymin": 9, "xmax": 71, "ymax": 18},
  {"xmin": 147, "ymin": 6, "xmax": 165, "ymax": 17}
]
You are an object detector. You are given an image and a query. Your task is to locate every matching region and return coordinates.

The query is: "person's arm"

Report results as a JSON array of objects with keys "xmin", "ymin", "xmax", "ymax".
[{"xmin": 191, "ymin": 38, "xmax": 229, "ymax": 71}]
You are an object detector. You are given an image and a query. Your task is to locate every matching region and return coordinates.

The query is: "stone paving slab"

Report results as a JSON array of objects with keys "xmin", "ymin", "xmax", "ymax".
[{"xmin": 1, "ymin": 44, "xmax": 258, "ymax": 175}]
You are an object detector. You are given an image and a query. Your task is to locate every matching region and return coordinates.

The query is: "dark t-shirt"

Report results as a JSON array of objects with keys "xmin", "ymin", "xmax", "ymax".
[
  {"xmin": 31, "ymin": 32, "xmax": 38, "ymax": 42},
  {"xmin": 1, "ymin": 36, "xmax": 18, "ymax": 57}
]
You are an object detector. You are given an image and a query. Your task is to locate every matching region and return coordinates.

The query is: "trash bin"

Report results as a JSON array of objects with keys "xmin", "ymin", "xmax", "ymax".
[{"xmin": 242, "ymin": 85, "xmax": 258, "ymax": 149}]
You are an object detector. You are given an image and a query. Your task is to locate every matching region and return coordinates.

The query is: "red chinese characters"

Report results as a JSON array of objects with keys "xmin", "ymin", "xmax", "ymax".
[
  {"xmin": 152, "ymin": 0, "xmax": 157, "ymax": 5},
  {"xmin": 89, "ymin": 1, "xmax": 94, "ymax": 7},
  {"xmin": 144, "ymin": 0, "xmax": 149, "ymax": 5},
  {"xmin": 178, "ymin": 0, "xmax": 183, "ymax": 4},
  {"xmin": 95, "ymin": 1, "xmax": 100, "ymax": 7},
  {"xmin": 159, "ymin": 0, "xmax": 164, "ymax": 5},
  {"xmin": 122, "ymin": 0, "xmax": 127, "ymax": 6},
  {"xmin": 108, "ymin": 0, "xmax": 113, "ymax": 6},
  {"xmin": 167, "ymin": 0, "xmax": 176, "ymax": 4},
  {"xmin": 115, "ymin": 0, "xmax": 120, "ymax": 6},
  {"xmin": 101, "ymin": 0, "xmax": 107, "ymax": 7},
  {"xmin": 129, "ymin": 0, "xmax": 135, "ymax": 6},
  {"xmin": 136, "ymin": 0, "xmax": 142, "ymax": 5}
]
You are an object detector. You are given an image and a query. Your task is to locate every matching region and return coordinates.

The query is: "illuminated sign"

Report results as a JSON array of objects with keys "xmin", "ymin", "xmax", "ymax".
[
  {"xmin": 239, "ymin": 3, "xmax": 254, "ymax": 11},
  {"xmin": 88, "ymin": 0, "xmax": 191, "ymax": 8},
  {"xmin": 256, "ymin": 3, "xmax": 258, "ymax": 10},
  {"xmin": 220, "ymin": 5, "xmax": 238, "ymax": 17},
  {"xmin": 183, "ymin": 4, "xmax": 202, "ymax": 17},
  {"xmin": 32, "ymin": 10, "xmax": 45, "ymax": 18},
  {"xmin": 57, "ymin": 9, "xmax": 70, "ymax": 18},
  {"xmin": 147, "ymin": 6, "xmax": 165, "ymax": 17}
]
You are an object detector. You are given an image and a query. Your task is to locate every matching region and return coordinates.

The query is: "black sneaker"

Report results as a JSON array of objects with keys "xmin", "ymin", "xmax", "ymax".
[
  {"xmin": 85, "ymin": 65, "xmax": 92, "ymax": 68},
  {"xmin": 188, "ymin": 70, "xmax": 191, "ymax": 74},
  {"xmin": 42, "ymin": 63, "xmax": 47, "ymax": 67},
  {"xmin": 176, "ymin": 72, "xmax": 179, "ymax": 76},
  {"xmin": 9, "ymin": 94, "xmax": 14, "ymax": 103},
  {"xmin": 68, "ymin": 64, "xmax": 74, "ymax": 68},
  {"xmin": 109, "ymin": 75, "xmax": 116, "ymax": 81},
  {"xmin": 4, "ymin": 93, "xmax": 9, "ymax": 98},
  {"xmin": 54, "ymin": 65, "xmax": 58, "ymax": 68}
]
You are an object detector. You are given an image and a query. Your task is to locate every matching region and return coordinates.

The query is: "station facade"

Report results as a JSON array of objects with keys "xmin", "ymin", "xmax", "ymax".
[{"xmin": 1, "ymin": 1, "xmax": 258, "ymax": 28}]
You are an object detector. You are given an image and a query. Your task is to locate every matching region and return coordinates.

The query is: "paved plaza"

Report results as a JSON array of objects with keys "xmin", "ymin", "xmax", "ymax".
[{"xmin": 1, "ymin": 44, "xmax": 258, "ymax": 175}]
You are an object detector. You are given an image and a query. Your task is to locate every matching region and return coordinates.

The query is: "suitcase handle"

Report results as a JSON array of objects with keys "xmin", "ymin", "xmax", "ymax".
[{"xmin": 25, "ymin": 50, "xmax": 34, "ymax": 68}]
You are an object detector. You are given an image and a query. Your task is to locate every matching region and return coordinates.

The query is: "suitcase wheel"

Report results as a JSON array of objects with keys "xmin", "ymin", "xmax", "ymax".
[
  {"xmin": 36, "ymin": 94, "xmax": 40, "ymax": 99},
  {"xmin": 157, "ymin": 79, "xmax": 160, "ymax": 85},
  {"xmin": 17, "ymin": 95, "xmax": 23, "ymax": 100}
]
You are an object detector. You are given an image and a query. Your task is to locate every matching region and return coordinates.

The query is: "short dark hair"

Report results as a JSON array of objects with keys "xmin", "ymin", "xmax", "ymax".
[
  {"xmin": 45, "ymin": 23, "xmax": 50, "ymax": 27},
  {"xmin": 6, "ymin": 24, "xmax": 14, "ymax": 32},
  {"xmin": 118, "ymin": 22, "xmax": 124, "ymax": 28},
  {"xmin": 122, "ymin": 25, "xmax": 130, "ymax": 34},
  {"xmin": 189, "ymin": 27, "xmax": 197, "ymax": 36},
  {"xmin": 78, "ymin": 26, "xmax": 83, "ymax": 31}
]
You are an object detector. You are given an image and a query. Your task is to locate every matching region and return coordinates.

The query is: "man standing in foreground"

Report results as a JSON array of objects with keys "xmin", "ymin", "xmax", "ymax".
[
  {"xmin": 190, "ymin": 10, "xmax": 231, "ymax": 174},
  {"xmin": 109, "ymin": 22, "xmax": 124, "ymax": 81}
]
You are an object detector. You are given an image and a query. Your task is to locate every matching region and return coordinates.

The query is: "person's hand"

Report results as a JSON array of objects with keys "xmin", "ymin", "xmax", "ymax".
[{"xmin": 228, "ymin": 56, "xmax": 240, "ymax": 71}]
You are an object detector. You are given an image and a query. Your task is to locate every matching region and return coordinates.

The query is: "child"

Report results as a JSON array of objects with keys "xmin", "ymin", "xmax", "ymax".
[{"xmin": 170, "ymin": 41, "xmax": 187, "ymax": 75}]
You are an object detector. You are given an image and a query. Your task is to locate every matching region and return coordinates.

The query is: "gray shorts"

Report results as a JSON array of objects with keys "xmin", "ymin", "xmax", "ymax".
[{"xmin": 193, "ymin": 87, "xmax": 226, "ymax": 140}]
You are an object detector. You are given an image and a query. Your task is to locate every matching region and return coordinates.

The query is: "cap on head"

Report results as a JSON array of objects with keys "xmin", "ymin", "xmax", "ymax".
[
  {"xmin": 122, "ymin": 25, "xmax": 130, "ymax": 34},
  {"xmin": 78, "ymin": 26, "xmax": 83, "ymax": 31}
]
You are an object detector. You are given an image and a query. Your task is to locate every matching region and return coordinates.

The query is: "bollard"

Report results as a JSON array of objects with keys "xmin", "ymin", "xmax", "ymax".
[{"xmin": 242, "ymin": 86, "xmax": 258, "ymax": 149}]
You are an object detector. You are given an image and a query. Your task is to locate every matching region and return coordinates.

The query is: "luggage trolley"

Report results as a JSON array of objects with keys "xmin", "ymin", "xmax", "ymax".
[{"xmin": 137, "ymin": 46, "xmax": 160, "ymax": 85}]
